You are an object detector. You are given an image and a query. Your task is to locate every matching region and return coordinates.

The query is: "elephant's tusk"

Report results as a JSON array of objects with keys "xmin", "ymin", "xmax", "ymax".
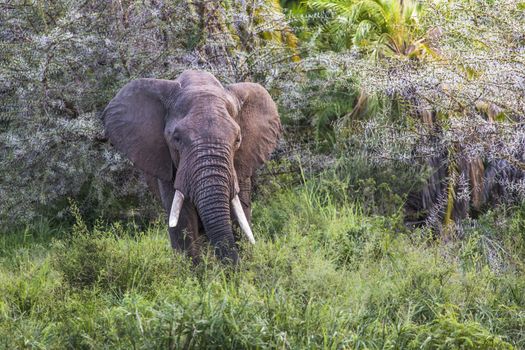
[
  {"xmin": 169, "ymin": 190, "xmax": 185, "ymax": 228},
  {"xmin": 232, "ymin": 195, "xmax": 255, "ymax": 244}
]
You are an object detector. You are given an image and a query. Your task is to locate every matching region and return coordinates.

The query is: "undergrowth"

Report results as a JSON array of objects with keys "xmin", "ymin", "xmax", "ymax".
[{"xmin": 1, "ymin": 176, "xmax": 524, "ymax": 349}]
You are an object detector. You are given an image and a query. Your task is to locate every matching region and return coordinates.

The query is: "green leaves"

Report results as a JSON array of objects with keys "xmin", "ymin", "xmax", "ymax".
[{"xmin": 303, "ymin": 0, "xmax": 436, "ymax": 59}]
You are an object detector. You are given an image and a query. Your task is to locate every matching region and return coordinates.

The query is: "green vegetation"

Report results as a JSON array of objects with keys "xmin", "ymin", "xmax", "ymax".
[
  {"xmin": 1, "ymin": 176, "xmax": 524, "ymax": 349},
  {"xmin": 305, "ymin": 0, "xmax": 434, "ymax": 58}
]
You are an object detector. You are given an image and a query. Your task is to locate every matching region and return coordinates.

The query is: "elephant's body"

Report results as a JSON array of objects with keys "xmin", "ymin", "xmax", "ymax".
[{"xmin": 103, "ymin": 70, "xmax": 280, "ymax": 263}]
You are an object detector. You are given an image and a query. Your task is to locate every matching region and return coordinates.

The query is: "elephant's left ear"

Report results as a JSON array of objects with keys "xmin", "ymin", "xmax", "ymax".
[{"xmin": 227, "ymin": 82, "xmax": 282, "ymax": 180}]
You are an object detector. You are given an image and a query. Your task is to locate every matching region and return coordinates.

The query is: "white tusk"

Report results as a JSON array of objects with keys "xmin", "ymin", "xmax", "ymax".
[
  {"xmin": 231, "ymin": 195, "xmax": 255, "ymax": 244},
  {"xmin": 169, "ymin": 190, "xmax": 184, "ymax": 228}
]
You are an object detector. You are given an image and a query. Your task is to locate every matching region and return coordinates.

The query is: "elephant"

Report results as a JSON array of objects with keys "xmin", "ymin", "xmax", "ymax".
[{"xmin": 102, "ymin": 70, "xmax": 281, "ymax": 264}]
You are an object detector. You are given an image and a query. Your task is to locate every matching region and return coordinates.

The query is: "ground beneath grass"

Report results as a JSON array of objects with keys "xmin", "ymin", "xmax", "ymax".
[{"xmin": 1, "ymin": 181, "xmax": 524, "ymax": 349}]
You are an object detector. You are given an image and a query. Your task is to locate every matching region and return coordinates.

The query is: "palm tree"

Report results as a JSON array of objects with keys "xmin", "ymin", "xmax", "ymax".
[{"xmin": 306, "ymin": 0, "xmax": 435, "ymax": 59}]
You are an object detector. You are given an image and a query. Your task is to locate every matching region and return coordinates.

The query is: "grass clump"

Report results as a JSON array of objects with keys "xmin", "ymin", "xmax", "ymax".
[
  {"xmin": 52, "ymin": 222, "xmax": 181, "ymax": 294},
  {"xmin": 0, "ymin": 175, "xmax": 524, "ymax": 348}
]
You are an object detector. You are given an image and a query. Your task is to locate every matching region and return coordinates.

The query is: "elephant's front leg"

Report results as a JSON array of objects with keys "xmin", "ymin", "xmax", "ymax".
[
  {"xmin": 157, "ymin": 179, "xmax": 202, "ymax": 261},
  {"xmin": 238, "ymin": 177, "xmax": 252, "ymax": 223}
]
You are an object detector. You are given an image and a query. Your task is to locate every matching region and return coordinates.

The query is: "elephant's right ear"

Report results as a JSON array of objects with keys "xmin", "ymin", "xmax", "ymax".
[{"xmin": 103, "ymin": 78, "xmax": 180, "ymax": 182}]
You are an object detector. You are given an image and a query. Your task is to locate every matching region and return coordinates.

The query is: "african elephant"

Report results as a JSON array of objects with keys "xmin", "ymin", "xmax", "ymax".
[{"xmin": 102, "ymin": 70, "xmax": 281, "ymax": 264}]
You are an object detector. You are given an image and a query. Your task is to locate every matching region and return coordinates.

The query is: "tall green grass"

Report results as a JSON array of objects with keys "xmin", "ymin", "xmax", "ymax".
[{"xmin": 1, "ymin": 176, "xmax": 524, "ymax": 349}]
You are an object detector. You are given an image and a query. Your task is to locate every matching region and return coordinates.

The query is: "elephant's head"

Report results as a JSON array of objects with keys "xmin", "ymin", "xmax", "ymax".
[{"xmin": 102, "ymin": 70, "xmax": 281, "ymax": 263}]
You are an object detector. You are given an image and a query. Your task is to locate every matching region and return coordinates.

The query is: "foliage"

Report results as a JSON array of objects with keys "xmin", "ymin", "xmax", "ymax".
[
  {"xmin": 278, "ymin": 0, "xmax": 525, "ymax": 227},
  {"xmin": 1, "ymin": 176, "xmax": 524, "ymax": 348},
  {"xmin": 305, "ymin": 0, "xmax": 435, "ymax": 59}
]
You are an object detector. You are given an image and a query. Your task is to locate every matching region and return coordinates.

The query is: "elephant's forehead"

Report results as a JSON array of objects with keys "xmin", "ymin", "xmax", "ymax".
[
  {"xmin": 174, "ymin": 86, "xmax": 238, "ymax": 117},
  {"xmin": 178, "ymin": 70, "xmax": 222, "ymax": 87}
]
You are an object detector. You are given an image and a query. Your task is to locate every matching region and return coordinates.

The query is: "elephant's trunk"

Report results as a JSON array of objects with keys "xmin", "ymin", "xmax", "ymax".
[{"xmin": 187, "ymin": 145, "xmax": 238, "ymax": 263}]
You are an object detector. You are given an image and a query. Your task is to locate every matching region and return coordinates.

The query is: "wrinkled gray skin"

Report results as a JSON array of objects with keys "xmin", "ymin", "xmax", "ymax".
[{"xmin": 103, "ymin": 70, "xmax": 281, "ymax": 264}]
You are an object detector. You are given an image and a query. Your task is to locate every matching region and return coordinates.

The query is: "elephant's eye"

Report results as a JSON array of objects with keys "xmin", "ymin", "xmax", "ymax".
[
  {"xmin": 235, "ymin": 135, "xmax": 241, "ymax": 146},
  {"xmin": 172, "ymin": 126, "xmax": 182, "ymax": 144}
]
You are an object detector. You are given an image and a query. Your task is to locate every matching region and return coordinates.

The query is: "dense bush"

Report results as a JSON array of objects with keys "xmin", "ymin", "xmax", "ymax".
[
  {"xmin": 1, "ymin": 0, "xmax": 189, "ymax": 224},
  {"xmin": 283, "ymin": 0, "xmax": 525, "ymax": 227}
]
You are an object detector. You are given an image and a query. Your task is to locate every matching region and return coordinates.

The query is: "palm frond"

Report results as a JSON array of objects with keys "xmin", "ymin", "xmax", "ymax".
[{"xmin": 353, "ymin": 19, "xmax": 379, "ymax": 47}]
